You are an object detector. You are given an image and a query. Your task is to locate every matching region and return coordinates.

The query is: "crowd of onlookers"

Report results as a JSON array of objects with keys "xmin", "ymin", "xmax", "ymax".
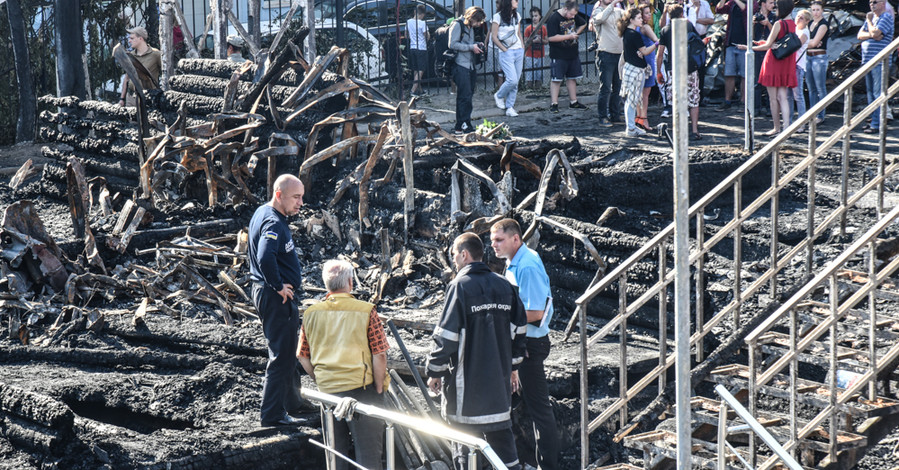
[{"xmin": 424, "ymin": 0, "xmax": 895, "ymax": 138}]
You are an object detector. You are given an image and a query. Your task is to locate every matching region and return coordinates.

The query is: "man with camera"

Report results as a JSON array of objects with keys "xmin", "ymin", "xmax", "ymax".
[
  {"xmin": 589, "ymin": 0, "xmax": 624, "ymax": 126},
  {"xmin": 748, "ymin": 0, "xmax": 777, "ymax": 116}
]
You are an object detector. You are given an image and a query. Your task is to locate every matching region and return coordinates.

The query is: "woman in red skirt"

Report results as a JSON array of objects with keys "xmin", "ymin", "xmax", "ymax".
[{"xmin": 753, "ymin": 0, "xmax": 797, "ymax": 136}]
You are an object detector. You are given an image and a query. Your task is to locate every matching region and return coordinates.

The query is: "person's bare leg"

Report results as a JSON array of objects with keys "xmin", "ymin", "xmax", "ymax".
[
  {"xmin": 690, "ymin": 106, "xmax": 699, "ymax": 133},
  {"xmin": 777, "ymin": 87, "xmax": 791, "ymax": 129},
  {"xmin": 765, "ymin": 85, "xmax": 780, "ymax": 135},
  {"xmin": 550, "ymin": 80, "xmax": 561, "ymax": 104},
  {"xmin": 724, "ymin": 76, "xmax": 735, "ymax": 102},
  {"xmin": 566, "ymin": 79, "xmax": 578, "ymax": 103}
]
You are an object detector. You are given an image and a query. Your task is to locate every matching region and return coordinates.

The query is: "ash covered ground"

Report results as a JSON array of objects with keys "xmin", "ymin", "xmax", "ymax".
[{"xmin": 2, "ymin": 56, "xmax": 899, "ymax": 470}]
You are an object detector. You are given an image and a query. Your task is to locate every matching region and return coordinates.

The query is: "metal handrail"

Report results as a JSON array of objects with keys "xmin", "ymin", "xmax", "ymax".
[
  {"xmin": 746, "ymin": 204, "xmax": 899, "ymax": 470},
  {"xmin": 575, "ymin": 35, "xmax": 899, "ymax": 468},
  {"xmin": 301, "ymin": 388, "xmax": 507, "ymax": 470},
  {"xmin": 714, "ymin": 384, "xmax": 803, "ymax": 470}
]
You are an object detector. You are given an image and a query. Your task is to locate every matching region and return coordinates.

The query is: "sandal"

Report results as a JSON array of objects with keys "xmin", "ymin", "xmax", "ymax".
[
  {"xmin": 690, "ymin": 132, "xmax": 702, "ymax": 140},
  {"xmin": 635, "ymin": 116, "xmax": 654, "ymax": 132},
  {"xmin": 762, "ymin": 128, "xmax": 779, "ymax": 137}
]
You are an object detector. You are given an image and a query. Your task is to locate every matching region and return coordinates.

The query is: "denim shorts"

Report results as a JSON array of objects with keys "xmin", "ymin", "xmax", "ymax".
[
  {"xmin": 550, "ymin": 58, "xmax": 583, "ymax": 82},
  {"xmin": 724, "ymin": 45, "xmax": 746, "ymax": 77}
]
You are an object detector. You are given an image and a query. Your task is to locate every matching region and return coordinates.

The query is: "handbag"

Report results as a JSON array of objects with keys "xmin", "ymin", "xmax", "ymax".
[
  {"xmin": 771, "ymin": 20, "xmax": 801, "ymax": 60},
  {"xmin": 499, "ymin": 29, "xmax": 519, "ymax": 48}
]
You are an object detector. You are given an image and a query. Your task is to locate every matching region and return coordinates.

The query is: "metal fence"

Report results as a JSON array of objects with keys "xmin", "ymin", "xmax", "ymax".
[
  {"xmin": 573, "ymin": 35, "xmax": 899, "ymax": 469},
  {"xmin": 172, "ymin": 0, "xmax": 599, "ymax": 95}
]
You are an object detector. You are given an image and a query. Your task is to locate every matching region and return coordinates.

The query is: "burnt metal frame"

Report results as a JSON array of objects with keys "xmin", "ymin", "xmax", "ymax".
[
  {"xmin": 746, "ymin": 204, "xmax": 899, "ymax": 470},
  {"xmin": 575, "ymin": 37, "xmax": 899, "ymax": 469}
]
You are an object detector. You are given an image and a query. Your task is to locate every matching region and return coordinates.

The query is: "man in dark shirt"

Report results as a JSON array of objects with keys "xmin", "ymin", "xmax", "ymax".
[
  {"xmin": 715, "ymin": 0, "xmax": 747, "ymax": 110},
  {"xmin": 427, "ymin": 233, "xmax": 527, "ymax": 470},
  {"xmin": 545, "ymin": 0, "xmax": 588, "ymax": 113},
  {"xmin": 248, "ymin": 174, "xmax": 307, "ymax": 426}
]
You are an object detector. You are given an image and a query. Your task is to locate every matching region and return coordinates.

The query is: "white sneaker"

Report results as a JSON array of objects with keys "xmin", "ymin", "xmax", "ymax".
[
  {"xmin": 626, "ymin": 127, "xmax": 647, "ymax": 137},
  {"xmin": 494, "ymin": 92, "xmax": 506, "ymax": 110},
  {"xmin": 505, "ymin": 108, "xmax": 519, "ymax": 117}
]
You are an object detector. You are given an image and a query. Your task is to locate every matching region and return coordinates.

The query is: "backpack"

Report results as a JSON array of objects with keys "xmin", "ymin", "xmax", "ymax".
[
  {"xmin": 687, "ymin": 28, "xmax": 706, "ymax": 73},
  {"xmin": 435, "ymin": 20, "xmax": 464, "ymax": 78}
]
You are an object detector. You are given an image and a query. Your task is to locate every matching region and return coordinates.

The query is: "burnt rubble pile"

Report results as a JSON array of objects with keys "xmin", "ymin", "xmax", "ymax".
[{"xmin": 0, "ymin": 25, "xmax": 796, "ymax": 468}]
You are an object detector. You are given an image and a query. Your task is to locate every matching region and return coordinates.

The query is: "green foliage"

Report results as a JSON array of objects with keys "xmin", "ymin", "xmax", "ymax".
[
  {"xmin": 475, "ymin": 118, "xmax": 511, "ymax": 139},
  {"xmin": 0, "ymin": 0, "xmax": 149, "ymax": 145}
]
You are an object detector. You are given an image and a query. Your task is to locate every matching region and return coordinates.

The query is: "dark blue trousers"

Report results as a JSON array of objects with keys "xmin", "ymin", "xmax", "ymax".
[
  {"xmin": 253, "ymin": 284, "xmax": 301, "ymax": 423},
  {"xmin": 520, "ymin": 335, "xmax": 559, "ymax": 470},
  {"xmin": 596, "ymin": 51, "xmax": 622, "ymax": 121}
]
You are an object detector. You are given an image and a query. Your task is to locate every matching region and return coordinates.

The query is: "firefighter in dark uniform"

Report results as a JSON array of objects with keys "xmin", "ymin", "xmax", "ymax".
[
  {"xmin": 426, "ymin": 232, "xmax": 528, "ymax": 470},
  {"xmin": 248, "ymin": 174, "xmax": 306, "ymax": 426}
]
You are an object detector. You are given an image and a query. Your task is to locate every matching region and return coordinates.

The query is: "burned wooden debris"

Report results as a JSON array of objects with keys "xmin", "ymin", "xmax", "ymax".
[{"xmin": 0, "ymin": 25, "xmax": 696, "ymax": 469}]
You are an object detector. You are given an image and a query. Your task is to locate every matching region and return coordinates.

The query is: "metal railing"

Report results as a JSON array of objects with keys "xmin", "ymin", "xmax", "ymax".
[
  {"xmin": 574, "ymin": 36, "xmax": 899, "ymax": 469},
  {"xmin": 301, "ymin": 388, "xmax": 507, "ymax": 470},
  {"xmin": 714, "ymin": 384, "xmax": 803, "ymax": 470},
  {"xmin": 744, "ymin": 204, "xmax": 899, "ymax": 470}
]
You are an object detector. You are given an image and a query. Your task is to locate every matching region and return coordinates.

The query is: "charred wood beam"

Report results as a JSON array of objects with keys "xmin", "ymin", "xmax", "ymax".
[
  {"xmin": 0, "ymin": 415, "xmax": 67, "ymax": 456},
  {"xmin": 237, "ymin": 28, "xmax": 309, "ymax": 112},
  {"xmin": 0, "ymin": 345, "xmax": 265, "ymax": 372},
  {"xmin": 282, "ymin": 46, "xmax": 342, "ymax": 109},
  {"xmin": 0, "ymin": 382, "xmax": 74, "ymax": 430}
]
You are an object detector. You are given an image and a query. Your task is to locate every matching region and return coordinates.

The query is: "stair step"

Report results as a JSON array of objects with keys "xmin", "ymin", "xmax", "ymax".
[
  {"xmin": 687, "ymin": 396, "xmax": 867, "ymax": 454},
  {"xmin": 707, "ymin": 364, "xmax": 899, "ymax": 417},
  {"xmin": 623, "ymin": 429, "xmax": 816, "ymax": 470}
]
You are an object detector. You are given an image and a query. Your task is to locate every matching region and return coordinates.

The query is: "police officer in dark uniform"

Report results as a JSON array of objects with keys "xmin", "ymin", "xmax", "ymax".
[{"xmin": 248, "ymin": 174, "xmax": 307, "ymax": 426}]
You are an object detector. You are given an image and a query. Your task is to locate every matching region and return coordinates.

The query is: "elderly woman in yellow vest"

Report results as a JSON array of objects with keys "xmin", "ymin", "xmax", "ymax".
[{"xmin": 298, "ymin": 259, "xmax": 390, "ymax": 470}]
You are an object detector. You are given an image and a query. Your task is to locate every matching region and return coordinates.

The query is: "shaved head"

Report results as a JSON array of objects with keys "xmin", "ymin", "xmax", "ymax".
[{"xmin": 271, "ymin": 174, "xmax": 305, "ymax": 216}]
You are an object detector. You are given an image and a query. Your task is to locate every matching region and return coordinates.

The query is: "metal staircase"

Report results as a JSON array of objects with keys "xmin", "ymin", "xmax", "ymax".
[{"xmin": 570, "ymin": 36, "xmax": 899, "ymax": 469}]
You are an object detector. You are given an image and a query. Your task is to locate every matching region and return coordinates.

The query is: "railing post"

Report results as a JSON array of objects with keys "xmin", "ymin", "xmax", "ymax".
[
  {"xmin": 580, "ymin": 301, "xmax": 589, "ymax": 470},
  {"xmin": 828, "ymin": 274, "xmax": 838, "ymax": 462},
  {"xmin": 695, "ymin": 216, "xmax": 706, "ymax": 362},
  {"xmin": 659, "ymin": 241, "xmax": 669, "ymax": 387},
  {"xmin": 744, "ymin": 0, "xmax": 755, "ymax": 151},
  {"xmin": 839, "ymin": 88, "xmax": 852, "ymax": 237},
  {"xmin": 619, "ymin": 274, "xmax": 629, "ymax": 428},
  {"xmin": 325, "ymin": 409, "xmax": 337, "ymax": 470},
  {"xmin": 468, "ymin": 448, "xmax": 478, "ymax": 470},
  {"xmin": 770, "ymin": 149, "xmax": 780, "ymax": 299},
  {"xmin": 807, "ymin": 149, "xmax": 816, "ymax": 275},
  {"xmin": 672, "ymin": 18, "xmax": 692, "ymax": 470},
  {"xmin": 877, "ymin": 55, "xmax": 887, "ymax": 219},
  {"xmin": 789, "ymin": 307, "xmax": 798, "ymax": 460},
  {"xmin": 718, "ymin": 399, "xmax": 727, "ymax": 470},
  {"xmin": 734, "ymin": 178, "xmax": 743, "ymax": 328},
  {"xmin": 748, "ymin": 342, "xmax": 758, "ymax": 469},
  {"xmin": 386, "ymin": 423, "xmax": 395, "ymax": 470},
  {"xmin": 869, "ymin": 241, "xmax": 877, "ymax": 401}
]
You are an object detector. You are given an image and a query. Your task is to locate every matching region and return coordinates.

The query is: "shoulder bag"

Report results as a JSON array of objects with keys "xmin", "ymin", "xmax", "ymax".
[{"xmin": 771, "ymin": 20, "xmax": 801, "ymax": 60}]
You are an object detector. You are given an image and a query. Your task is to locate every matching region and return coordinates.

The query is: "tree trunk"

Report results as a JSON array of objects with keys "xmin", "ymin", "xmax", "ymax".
[
  {"xmin": 6, "ymin": 0, "xmax": 36, "ymax": 142},
  {"xmin": 213, "ymin": 0, "xmax": 227, "ymax": 59},
  {"xmin": 305, "ymin": 0, "xmax": 317, "ymax": 61},
  {"xmin": 159, "ymin": 0, "xmax": 174, "ymax": 91},
  {"xmin": 248, "ymin": 0, "xmax": 260, "ymax": 47},
  {"xmin": 54, "ymin": 0, "xmax": 87, "ymax": 99}
]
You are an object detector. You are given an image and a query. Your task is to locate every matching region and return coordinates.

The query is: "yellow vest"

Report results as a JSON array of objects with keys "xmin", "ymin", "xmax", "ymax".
[{"xmin": 303, "ymin": 293, "xmax": 376, "ymax": 394}]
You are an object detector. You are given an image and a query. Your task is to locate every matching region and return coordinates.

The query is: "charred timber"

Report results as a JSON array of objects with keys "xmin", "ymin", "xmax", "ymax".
[
  {"xmin": 0, "ymin": 345, "xmax": 265, "ymax": 371},
  {"xmin": 0, "ymin": 382, "xmax": 74, "ymax": 430},
  {"xmin": 0, "ymin": 415, "xmax": 67, "ymax": 456},
  {"xmin": 168, "ymin": 75, "xmax": 298, "ymax": 103}
]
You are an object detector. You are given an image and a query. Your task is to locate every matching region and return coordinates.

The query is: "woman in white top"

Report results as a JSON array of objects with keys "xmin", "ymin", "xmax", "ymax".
[
  {"xmin": 491, "ymin": 0, "xmax": 525, "ymax": 116},
  {"xmin": 789, "ymin": 9, "xmax": 810, "ymax": 132},
  {"xmin": 407, "ymin": 5, "xmax": 430, "ymax": 96}
]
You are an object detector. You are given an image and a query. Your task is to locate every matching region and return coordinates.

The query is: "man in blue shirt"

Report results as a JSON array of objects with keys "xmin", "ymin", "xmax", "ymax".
[
  {"xmin": 491, "ymin": 218, "xmax": 559, "ymax": 470},
  {"xmin": 858, "ymin": 0, "xmax": 894, "ymax": 134},
  {"xmin": 248, "ymin": 174, "xmax": 307, "ymax": 426}
]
